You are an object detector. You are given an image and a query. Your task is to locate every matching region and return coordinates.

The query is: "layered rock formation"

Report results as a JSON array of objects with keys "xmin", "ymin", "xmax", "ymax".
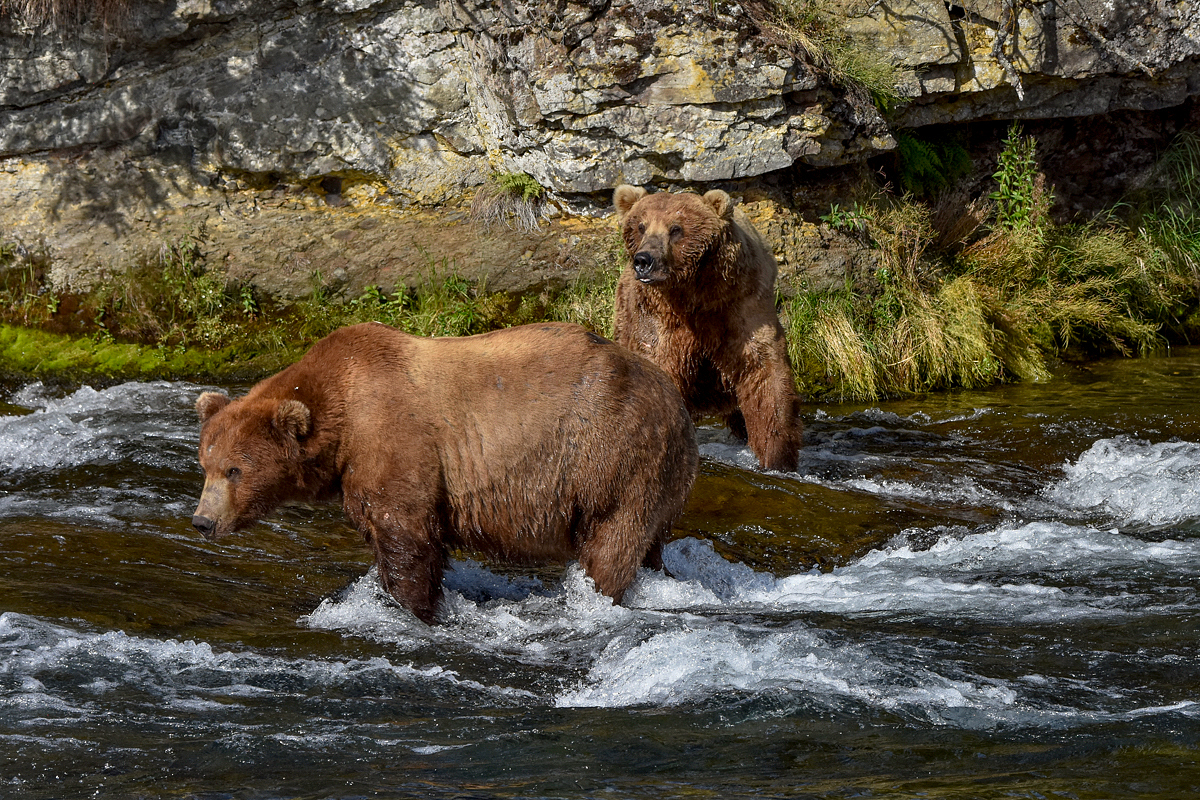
[{"xmin": 0, "ymin": 0, "xmax": 1196, "ymax": 296}]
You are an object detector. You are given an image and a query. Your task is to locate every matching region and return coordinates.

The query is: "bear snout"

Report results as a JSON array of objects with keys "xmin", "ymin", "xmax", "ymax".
[
  {"xmin": 633, "ymin": 251, "xmax": 664, "ymax": 283},
  {"xmin": 192, "ymin": 514, "xmax": 218, "ymax": 540}
]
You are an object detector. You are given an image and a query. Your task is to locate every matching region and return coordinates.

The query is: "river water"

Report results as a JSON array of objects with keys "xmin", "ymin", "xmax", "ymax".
[{"xmin": 2, "ymin": 349, "xmax": 1200, "ymax": 799}]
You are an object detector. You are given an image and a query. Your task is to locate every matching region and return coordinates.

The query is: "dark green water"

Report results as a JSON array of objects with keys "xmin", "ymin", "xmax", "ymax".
[{"xmin": 3, "ymin": 350, "xmax": 1200, "ymax": 799}]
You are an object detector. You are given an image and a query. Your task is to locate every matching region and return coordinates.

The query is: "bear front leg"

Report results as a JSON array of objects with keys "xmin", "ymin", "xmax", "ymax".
[
  {"xmin": 724, "ymin": 409, "xmax": 748, "ymax": 443},
  {"xmin": 350, "ymin": 488, "xmax": 447, "ymax": 624},
  {"xmin": 345, "ymin": 466, "xmax": 448, "ymax": 624},
  {"xmin": 734, "ymin": 350, "xmax": 802, "ymax": 472},
  {"xmin": 641, "ymin": 538, "xmax": 664, "ymax": 571},
  {"xmin": 369, "ymin": 524, "xmax": 447, "ymax": 625}
]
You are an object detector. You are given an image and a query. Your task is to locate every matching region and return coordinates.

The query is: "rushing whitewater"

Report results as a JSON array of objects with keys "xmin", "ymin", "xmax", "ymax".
[{"xmin": 3, "ymin": 361, "xmax": 1200, "ymax": 798}]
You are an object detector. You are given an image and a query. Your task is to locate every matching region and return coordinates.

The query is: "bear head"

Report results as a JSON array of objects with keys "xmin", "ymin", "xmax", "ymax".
[
  {"xmin": 192, "ymin": 390, "xmax": 312, "ymax": 541},
  {"xmin": 613, "ymin": 185, "xmax": 735, "ymax": 285}
]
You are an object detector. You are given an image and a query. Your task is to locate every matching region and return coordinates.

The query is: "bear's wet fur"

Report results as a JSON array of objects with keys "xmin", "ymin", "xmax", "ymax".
[
  {"xmin": 612, "ymin": 185, "xmax": 802, "ymax": 472},
  {"xmin": 192, "ymin": 322, "xmax": 698, "ymax": 624}
]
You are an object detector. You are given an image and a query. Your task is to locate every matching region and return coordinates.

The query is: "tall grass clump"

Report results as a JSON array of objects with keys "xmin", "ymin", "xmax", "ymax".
[
  {"xmin": 783, "ymin": 197, "xmax": 1038, "ymax": 400},
  {"xmin": 470, "ymin": 172, "xmax": 547, "ymax": 233},
  {"xmin": 965, "ymin": 124, "xmax": 1193, "ymax": 357},
  {"xmin": 785, "ymin": 124, "xmax": 1200, "ymax": 401},
  {"xmin": 1132, "ymin": 131, "xmax": 1200, "ymax": 308}
]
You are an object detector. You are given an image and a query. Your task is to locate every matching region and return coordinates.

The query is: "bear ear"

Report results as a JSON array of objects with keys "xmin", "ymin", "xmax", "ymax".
[
  {"xmin": 273, "ymin": 399, "xmax": 311, "ymax": 440},
  {"xmin": 702, "ymin": 189, "xmax": 736, "ymax": 221},
  {"xmin": 196, "ymin": 391, "xmax": 231, "ymax": 424},
  {"xmin": 613, "ymin": 185, "xmax": 648, "ymax": 218}
]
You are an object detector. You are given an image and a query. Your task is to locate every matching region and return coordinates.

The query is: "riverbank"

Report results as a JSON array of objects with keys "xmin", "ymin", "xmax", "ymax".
[{"xmin": 3, "ymin": 128, "xmax": 1198, "ymax": 398}]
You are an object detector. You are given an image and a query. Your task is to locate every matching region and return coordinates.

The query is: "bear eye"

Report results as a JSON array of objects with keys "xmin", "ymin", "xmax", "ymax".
[
  {"xmin": 669, "ymin": 224, "xmax": 683, "ymax": 237},
  {"xmin": 637, "ymin": 222, "xmax": 646, "ymax": 235},
  {"xmin": 226, "ymin": 466, "xmax": 242, "ymax": 481}
]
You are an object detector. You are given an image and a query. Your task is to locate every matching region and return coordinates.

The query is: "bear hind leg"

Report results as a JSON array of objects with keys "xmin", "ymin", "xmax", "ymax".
[{"xmin": 578, "ymin": 510, "xmax": 666, "ymax": 605}]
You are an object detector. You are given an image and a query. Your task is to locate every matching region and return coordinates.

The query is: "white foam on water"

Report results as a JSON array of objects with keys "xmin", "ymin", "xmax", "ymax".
[
  {"xmin": 660, "ymin": 525, "xmax": 1200, "ymax": 620},
  {"xmin": 300, "ymin": 526, "xmax": 1197, "ymax": 722},
  {"xmin": 0, "ymin": 381, "xmax": 201, "ymax": 472},
  {"xmin": 0, "ymin": 485, "xmax": 164, "ymax": 527},
  {"xmin": 11, "ymin": 380, "xmax": 186, "ymax": 416},
  {"xmin": 553, "ymin": 530, "xmax": 1200, "ymax": 716},
  {"xmin": 1045, "ymin": 436, "xmax": 1200, "ymax": 527},
  {"xmin": 555, "ymin": 623, "xmax": 1018, "ymax": 720},
  {"xmin": 697, "ymin": 441, "xmax": 762, "ymax": 471},
  {"xmin": 410, "ymin": 744, "xmax": 471, "ymax": 755},
  {"xmin": 0, "ymin": 612, "xmax": 533, "ymax": 719},
  {"xmin": 0, "ymin": 401, "xmax": 116, "ymax": 470},
  {"xmin": 698, "ymin": 413, "xmax": 1015, "ymax": 515},
  {"xmin": 698, "ymin": 441, "xmax": 1009, "ymax": 509},
  {"xmin": 840, "ymin": 474, "xmax": 1009, "ymax": 509},
  {"xmin": 303, "ymin": 563, "xmax": 642, "ymax": 668}
]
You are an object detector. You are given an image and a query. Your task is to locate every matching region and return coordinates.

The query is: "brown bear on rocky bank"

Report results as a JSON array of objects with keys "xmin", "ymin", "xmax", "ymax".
[
  {"xmin": 612, "ymin": 185, "xmax": 802, "ymax": 472},
  {"xmin": 191, "ymin": 322, "xmax": 698, "ymax": 624}
]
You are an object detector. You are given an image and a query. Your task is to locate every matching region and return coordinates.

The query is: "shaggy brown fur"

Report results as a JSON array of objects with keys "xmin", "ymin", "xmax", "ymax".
[
  {"xmin": 612, "ymin": 185, "xmax": 802, "ymax": 472},
  {"xmin": 192, "ymin": 322, "xmax": 698, "ymax": 624}
]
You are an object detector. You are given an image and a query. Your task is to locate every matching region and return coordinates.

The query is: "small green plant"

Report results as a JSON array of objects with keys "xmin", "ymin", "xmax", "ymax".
[
  {"xmin": 495, "ymin": 172, "xmax": 543, "ymax": 203},
  {"xmin": 237, "ymin": 284, "xmax": 258, "ymax": 318},
  {"xmin": 894, "ymin": 130, "xmax": 973, "ymax": 198},
  {"xmin": 990, "ymin": 123, "xmax": 1053, "ymax": 232},
  {"xmin": 820, "ymin": 201, "xmax": 873, "ymax": 235}
]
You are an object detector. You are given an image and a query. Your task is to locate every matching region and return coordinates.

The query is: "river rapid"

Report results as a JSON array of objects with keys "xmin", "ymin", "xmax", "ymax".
[{"xmin": 2, "ymin": 349, "xmax": 1200, "ymax": 799}]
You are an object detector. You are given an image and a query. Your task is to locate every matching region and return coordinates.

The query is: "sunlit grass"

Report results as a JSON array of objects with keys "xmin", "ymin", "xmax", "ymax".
[{"xmin": 0, "ymin": 235, "xmax": 626, "ymax": 382}]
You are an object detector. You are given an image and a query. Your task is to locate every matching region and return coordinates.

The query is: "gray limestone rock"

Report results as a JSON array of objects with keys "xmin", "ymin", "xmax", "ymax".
[{"xmin": 0, "ymin": 0, "xmax": 1195, "ymax": 297}]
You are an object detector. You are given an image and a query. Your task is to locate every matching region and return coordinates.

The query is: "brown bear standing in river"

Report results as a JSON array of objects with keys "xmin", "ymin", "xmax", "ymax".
[
  {"xmin": 612, "ymin": 185, "xmax": 802, "ymax": 472},
  {"xmin": 191, "ymin": 322, "xmax": 698, "ymax": 624}
]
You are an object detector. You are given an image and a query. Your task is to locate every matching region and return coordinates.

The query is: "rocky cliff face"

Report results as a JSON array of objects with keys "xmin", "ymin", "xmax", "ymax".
[{"xmin": 0, "ymin": 0, "xmax": 1196, "ymax": 297}]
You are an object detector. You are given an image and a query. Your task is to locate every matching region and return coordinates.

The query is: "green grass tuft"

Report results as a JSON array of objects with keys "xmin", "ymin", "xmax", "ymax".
[{"xmin": 755, "ymin": 0, "xmax": 903, "ymax": 112}]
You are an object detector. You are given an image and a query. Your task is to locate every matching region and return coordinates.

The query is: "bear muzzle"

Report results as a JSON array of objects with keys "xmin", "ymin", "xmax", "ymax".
[
  {"xmin": 192, "ymin": 514, "xmax": 219, "ymax": 540},
  {"xmin": 193, "ymin": 479, "xmax": 232, "ymax": 540},
  {"xmin": 632, "ymin": 251, "xmax": 667, "ymax": 284}
]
